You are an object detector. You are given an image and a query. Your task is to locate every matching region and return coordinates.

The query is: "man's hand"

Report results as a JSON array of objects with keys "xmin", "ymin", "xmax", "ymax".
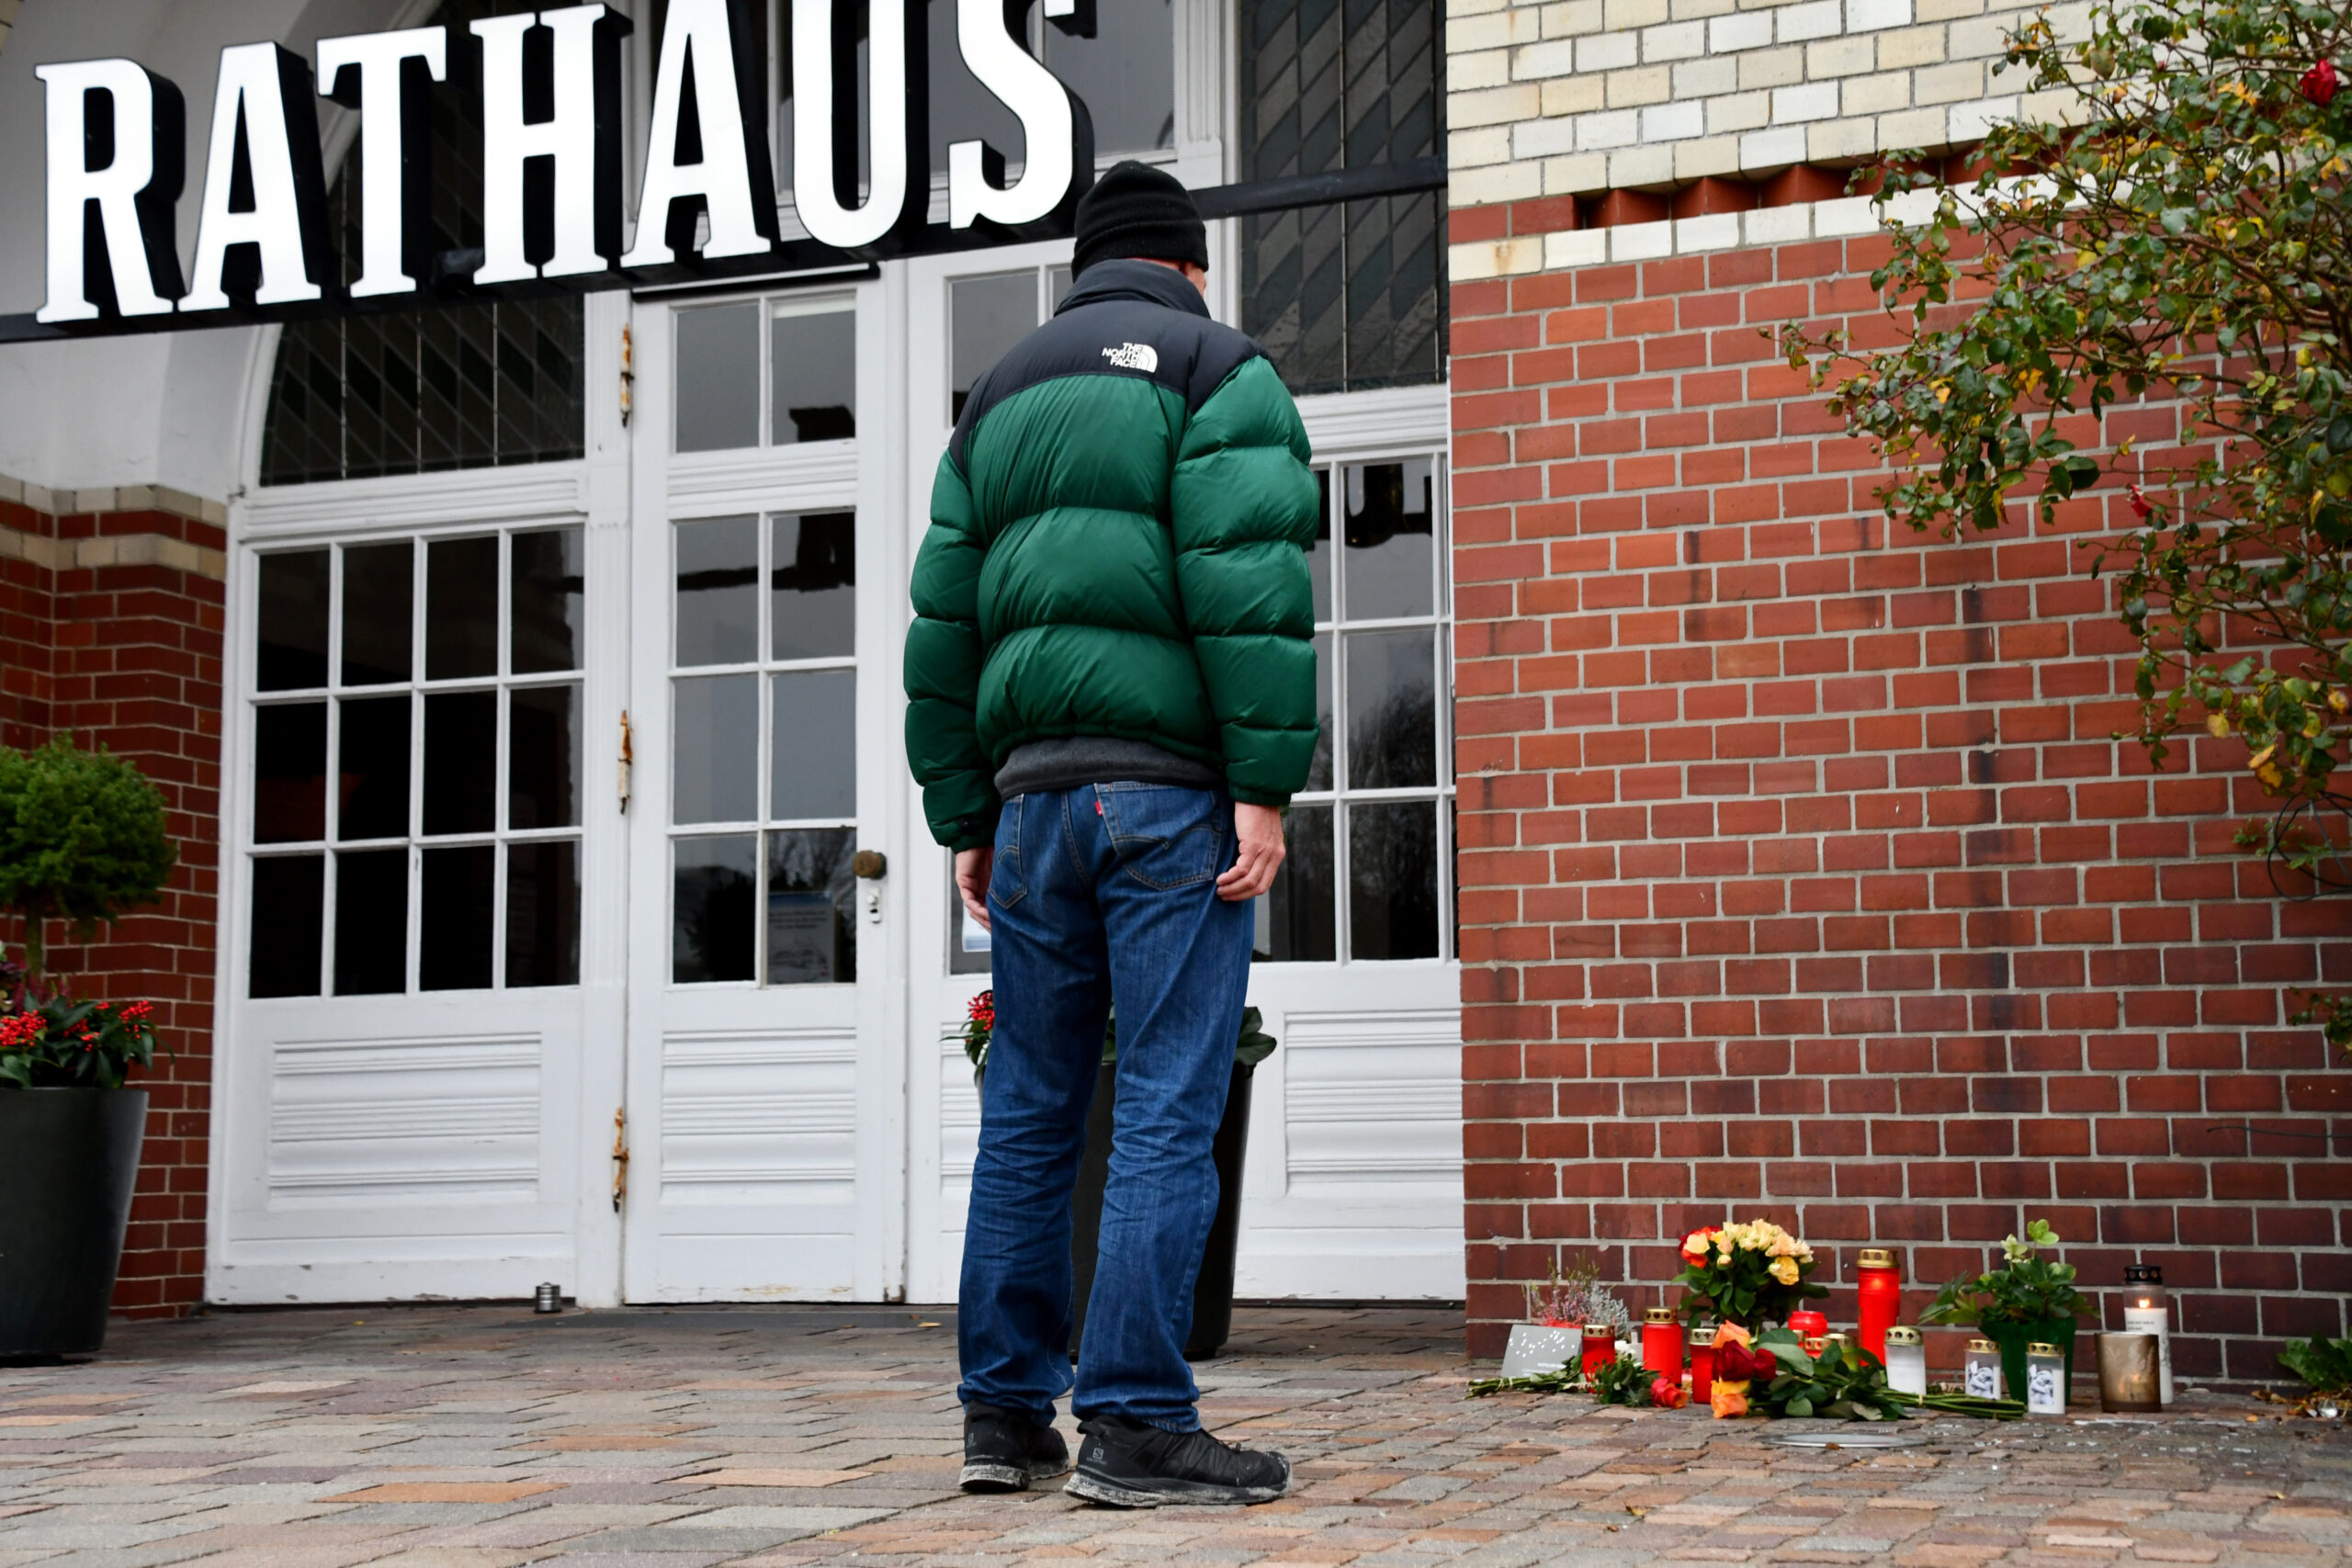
[
  {"xmin": 1217, "ymin": 803, "xmax": 1285, "ymax": 902},
  {"xmin": 956, "ymin": 846, "xmax": 993, "ymax": 931}
]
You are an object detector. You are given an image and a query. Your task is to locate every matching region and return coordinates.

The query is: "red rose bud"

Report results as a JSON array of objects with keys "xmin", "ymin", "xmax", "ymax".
[
  {"xmin": 2303, "ymin": 60, "xmax": 2340, "ymax": 106},
  {"xmin": 2129, "ymin": 485, "xmax": 2152, "ymax": 518}
]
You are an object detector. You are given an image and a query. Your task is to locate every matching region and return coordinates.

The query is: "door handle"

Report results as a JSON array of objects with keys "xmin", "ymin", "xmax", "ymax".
[{"xmin": 852, "ymin": 850, "xmax": 887, "ymax": 880}]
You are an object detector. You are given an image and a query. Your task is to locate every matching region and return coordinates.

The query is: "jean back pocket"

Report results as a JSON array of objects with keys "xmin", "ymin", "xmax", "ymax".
[{"xmin": 1095, "ymin": 783, "xmax": 1227, "ymax": 891}]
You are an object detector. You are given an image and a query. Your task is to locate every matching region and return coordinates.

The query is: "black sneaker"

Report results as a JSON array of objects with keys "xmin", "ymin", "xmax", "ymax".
[
  {"xmin": 959, "ymin": 1402, "xmax": 1070, "ymax": 1493},
  {"xmin": 1064, "ymin": 1415, "xmax": 1290, "ymax": 1507}
]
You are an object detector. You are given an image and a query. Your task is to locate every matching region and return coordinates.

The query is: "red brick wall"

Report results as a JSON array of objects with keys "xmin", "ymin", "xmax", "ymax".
[
  {"xmin": 1, "ymin": 500, "xmax": 223, "ymax": 1318},
  {"xmin": 1449, "ymin": 227, "xmax": 2352, "ymax": 1385}
]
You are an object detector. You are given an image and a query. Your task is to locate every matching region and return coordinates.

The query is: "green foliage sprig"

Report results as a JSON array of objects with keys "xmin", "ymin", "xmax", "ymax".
[
  {"xmin": 1750, "ymin": 1331, "xmax": 2025, "ymax": 1420},
  {"xmin": 2279, "ymin": 1335, "xmax": 2352, "ymax": 1393},
  {"xmin": 1590, "ymin": 1354, "xmax": 1657, "ymax": 1406},
  {"xmin": 1466, "ymin": 1363, "xmax": 1585, "ymax": 1398},
  {"xmin": 1918, "ymin": 1220, "xmax": 2094, "ymax": 1329},
  {"xmin": 0, "ymin": 737, "xmax": 175, "ymax": 980},
  {"xmin": 1779, "ymin": 0, "xmax": 2352, "ymax": 1036}
]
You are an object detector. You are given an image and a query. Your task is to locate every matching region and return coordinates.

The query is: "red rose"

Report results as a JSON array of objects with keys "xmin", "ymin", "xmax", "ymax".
[
  {"xmin": 1714, "ymin": 1343, "xmax": 1761, "ymax": 1382},
  {"xmin": 2303, "ymin": 60, "xmax": 2340, "ymax": 107},
  {"xmin": 1679, "ymin": 1228, "xmax": 1714, "ymax": 1266},
  {"xmin": 2129, "ymin": 484, "xmax": 2152, "ymax": 518}
]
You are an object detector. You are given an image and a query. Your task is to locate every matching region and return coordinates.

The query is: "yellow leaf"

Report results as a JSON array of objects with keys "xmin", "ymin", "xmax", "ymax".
[
  {"xmin": 2207, "ymin": 714, "xmax": 2232, "ymax": 739},
  {"xmin": 2249, "ymin": 743, "xmax": 2277, "ymax": 770}
]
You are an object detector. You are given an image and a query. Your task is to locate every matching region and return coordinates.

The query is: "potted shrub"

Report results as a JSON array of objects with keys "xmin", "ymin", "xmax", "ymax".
[
  {"xmin": 956, "ymin": 996, "xmax": 1275, "ymax": 1360},
  {"xmin": 1919, "ymin": 1219, "xmax": 2093, "ymax": 1404},
  {"xmin": 0, "ymin": 737, "xmax": 175, "ymax": 1359}
]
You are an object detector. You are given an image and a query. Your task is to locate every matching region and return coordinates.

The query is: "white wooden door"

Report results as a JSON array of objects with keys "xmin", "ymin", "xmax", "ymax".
[{"xmin": 620, "ymin": 276, "xmax": 910, "ymax": 1302}]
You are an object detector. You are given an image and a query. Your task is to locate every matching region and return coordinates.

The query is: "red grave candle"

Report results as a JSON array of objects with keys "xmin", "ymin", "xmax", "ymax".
[
  {"xmin": 1580, "ymin": 1322, "xmax": 1617, "ymax": 1378},
  {"xmin": 1786, "ymin": 1308, "xmax": 1828, "ymax": 1340},
  {"xmin": 1640, "ymin": 1306, "xmax": 1684, "ymax": 1379},
  {"xmin": 1856, "ymin": 1248, "xmax": 1900, "ymax": 1361},
  {"xmin": 1690, "ymin": 1339, "xmax": 1714, "ymax": 1400}
]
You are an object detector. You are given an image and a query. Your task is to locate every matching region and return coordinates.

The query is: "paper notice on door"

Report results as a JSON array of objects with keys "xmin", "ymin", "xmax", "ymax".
[{"xmin": 768, "ymin": 892, "xmax": 839, "ymax": 983}]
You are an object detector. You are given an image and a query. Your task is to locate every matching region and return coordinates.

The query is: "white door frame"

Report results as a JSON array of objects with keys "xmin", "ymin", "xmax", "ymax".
[{"xmin": 618, "ymin": 271, "xmax": 910, "ymax": 1303}]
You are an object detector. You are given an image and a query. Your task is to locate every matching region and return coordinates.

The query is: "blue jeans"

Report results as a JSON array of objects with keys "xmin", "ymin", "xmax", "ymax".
[{"xmin": 957, "ymin": 783, "xmax": 1255, "ymax": 1432}]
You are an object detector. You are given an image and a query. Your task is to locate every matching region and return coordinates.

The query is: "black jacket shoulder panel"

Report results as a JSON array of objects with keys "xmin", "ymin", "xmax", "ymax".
[{"xmin": 948, "ymin": 261, "xmax": 1273, "ymax": 468}]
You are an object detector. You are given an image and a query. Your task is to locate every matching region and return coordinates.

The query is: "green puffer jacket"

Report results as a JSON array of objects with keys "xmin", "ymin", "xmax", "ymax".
[{"xmin": 903, "ymin": 260, "xmax": 1320, "ymax": 851}]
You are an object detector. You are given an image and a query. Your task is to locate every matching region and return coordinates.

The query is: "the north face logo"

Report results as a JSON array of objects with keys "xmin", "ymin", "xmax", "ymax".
[{"xmin": 1102, "ymin": 342, "xmax": 1159, "ymax": 372}]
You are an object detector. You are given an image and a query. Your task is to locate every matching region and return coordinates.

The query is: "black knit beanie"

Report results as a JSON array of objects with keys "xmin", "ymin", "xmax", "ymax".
[{"xmin": 1071, "ymin": 161, "xmax": 1209, "ymax": 277}]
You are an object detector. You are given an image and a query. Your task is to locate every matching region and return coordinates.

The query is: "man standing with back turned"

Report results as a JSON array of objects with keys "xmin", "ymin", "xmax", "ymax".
[{"xmin": 903, "ymin": 163, "xmax": 1319, "ymax": 1508}]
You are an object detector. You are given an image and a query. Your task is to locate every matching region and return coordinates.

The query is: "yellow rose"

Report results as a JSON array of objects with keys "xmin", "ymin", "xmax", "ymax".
[{"xmin": 1770, "ymin": 1256, "xmax": 1800, "ymax": 1286}]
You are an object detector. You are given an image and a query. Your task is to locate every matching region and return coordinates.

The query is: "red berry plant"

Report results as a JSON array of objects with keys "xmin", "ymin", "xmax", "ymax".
[
  {"xmin": 1779, "ymin": 0, "xmax": 2352, "ymax": 1043},
  {"xmin": 0, "ymin": 964, "xmax": 160, "ymax": 1090}
]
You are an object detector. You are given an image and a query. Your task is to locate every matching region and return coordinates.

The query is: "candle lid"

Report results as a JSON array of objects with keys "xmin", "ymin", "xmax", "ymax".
[
  {"xmin": 1966, "ymin": 1337, "xmax": 1997, "ymax": 1352},
  {"xmin": 1582, "ymin": 1322, "xmax": 1616, "ymax": 1337},
  {"xmin": 1822, "ymin": 1331, "xmax": 1853, "ymax": 1347},
  {"xmin": 1644, "ymin": 1306, "xmax": 1677, "ymax": 1324},
  {"xmin": 2122, "ymin": 1263, "xmax": 2163, "ymax": 1285},
  {"xmin": 2026, "ymin": 1342, "xmax": 2060, "ymax": 1355},
  {"xmin": 1858, "ymin": 1247, "xmax": 1894, "ymax": 1269},
  {"xmin": 1883, "ymin": 1325, "xmax": 1922, "ymax": 1345}
]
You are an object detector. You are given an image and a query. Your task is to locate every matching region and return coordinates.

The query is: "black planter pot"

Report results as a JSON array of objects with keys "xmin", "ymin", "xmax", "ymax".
[
  {"xmin": 1069, "ymin": 1060, "xmax": 1253, "ymax": 1361},
  {"xmin": 0, "ymin": 1089, "xmax": 148, "ymax": 1359}
]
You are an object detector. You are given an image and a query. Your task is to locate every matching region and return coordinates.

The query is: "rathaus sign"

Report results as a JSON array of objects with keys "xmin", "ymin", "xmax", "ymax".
[{"xmin": 30, "ymin": 0, "xmax": 1100, "ymax": 333}]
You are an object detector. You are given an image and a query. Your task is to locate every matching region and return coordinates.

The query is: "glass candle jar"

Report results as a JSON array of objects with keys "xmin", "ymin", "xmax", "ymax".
[
  {"xmin": 1883, "ymin": 1325, "xmax": 1928, "ymax": 1395},
  {"xmin": 1690, "ymin": 1336, "xmax": 1715, "ymax": 1401},
  {"xmin": 2097, "ymin": 1331, "xmax": 2161, "ymax": 1413},
  {"xmin": 1581, "ymin": 1322, "xmax": 1617, "ymax": 1378},
  {"xmin": 1856, "ymin": 1248, "xmax": 1900, "ymax": 1361},
  {"xmin": 2120, "ymin": 1263, "xmax": 2173, "ymax": 1406},
  {"xmin": 1641, "ymin": 1306, "xmax": 1686, "ymax": 1379},
  {"xmin": 1787, "ymin": 1308, "xmax": 1828, "ymax": 1341},
  {"xmin": 2025, "ymin": 1341, "xmax": 2067, "ymax": 1416},
  {"xmin": 1964, "ymin": 1337, "xmax": 2005, "ymax": 1399}
]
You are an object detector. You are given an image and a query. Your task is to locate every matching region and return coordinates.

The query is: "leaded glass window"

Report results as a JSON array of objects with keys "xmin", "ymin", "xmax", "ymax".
[
  {"xmin": 1239, "ymin": 0, "xmax": 1444, "ymax": 395},
  {"xmin": 258, "ymin": 0, "xmax": 585, "ymax": 486}
]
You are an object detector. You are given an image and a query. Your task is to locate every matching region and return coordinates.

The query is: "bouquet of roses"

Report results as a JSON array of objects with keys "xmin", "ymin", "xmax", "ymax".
[{"xmin": 1671, "ymin": 1218, "xmax": 1827, "ymax": 1332}]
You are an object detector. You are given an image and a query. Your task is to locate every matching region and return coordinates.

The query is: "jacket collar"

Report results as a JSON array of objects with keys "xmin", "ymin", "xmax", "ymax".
[{"xmin": 1055, "ymin": 258, "xmax": 1211, "ymax": 320}]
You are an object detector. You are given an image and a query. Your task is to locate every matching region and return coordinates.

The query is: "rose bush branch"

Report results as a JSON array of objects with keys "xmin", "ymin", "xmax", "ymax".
[{"xmin": 1779, "ymin": 0, "xmax": 2352, "ymax": 1035}]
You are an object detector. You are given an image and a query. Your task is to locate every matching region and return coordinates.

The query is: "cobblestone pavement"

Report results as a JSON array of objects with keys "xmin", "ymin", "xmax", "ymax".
[{"xmin": 2, "ymin": 1303, "xmax": 2347, "ymax": 1567}]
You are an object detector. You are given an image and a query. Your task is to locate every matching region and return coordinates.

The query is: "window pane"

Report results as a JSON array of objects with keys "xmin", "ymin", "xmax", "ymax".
[
  {"xmin": 1049, "ymin": 265, "xmax": 1074, "ymax": 310},
  {"xmin": 771, "ymin": 513, "xmax": 856, "ymax": 660},
  {"xmin": 1307, "ymin": 468, "xmax": 1332, "ymax": 624},
  {"xmin": 766, "ymin": 828, "xmax": 857, "ymax": 984},
  {"xmin": 419, "ymin": 844, "xmax": 494, "ymax": 990},
  {"xmin": 676, "ymin": 516, "xmax": 759, "ymax": 666},
  {"xmin": 1303, "ymin": 631, "xmax": 1334, "ymax": 793},
  {"xmin": 508, "ymin": 839, "xmax": 582, "ymax": 987},
  {"xmin": 337, "ymin": 695, "xmax": 412, "ymax": 840},
  {"xmin": 771, "ymin": 670, "xmax": 857, "ymax": 820},
  {"xmin": 771, "ymin": 308, "xmax": 857, "ymax": 444},
  {"xmin": 1343, "ymin": 459, "xmax": 1434, "ymax": 619},
  {"xmin": 426, "ymin": 535, "xmax": 500, "ymax": 680},
  {"xmin": 676, "ymin": 302, "xmax": 761, "ymax": 452},
  {"xmin": 341, "ymin": 541, "xmax": 413, "ymax": 685},
  {"xmin": 1259, "ymin": 803, "xmax": 1335, "ymax": 961},
  {"xmin": 674, "ymin": 834, "xmax": 757, "ymax": 983},
  {"xmin": 951, "ymin": 273, "xmax": 1038, "ymax": 421},
  {"xmin": 673, "ymin": 674, "xmax": 759, "ymax": 823},
  {"xmin": 424, "ymin": 691, "xmax": 498, "ymax": 835},
  {"xmin": 1349, "ymin": 800, "xmax": 1437, "ymax": 959},
  {"xmin": 927, "ymin": 0, "xmax": 1023, "ymax": 175},
  {"xmin": 511, "ymin": 527, "xmax": 584, "ymax": 674},
  {"xmin": 257, "ymin": 551, "xmax": 330, "ymax": 690},
  {"xmin": 250, "ymin": 855, "xmax": 323, "ymax": 998},
  {"xmin": 1345, "ymin": 627, "xmax": 1435, "ymax": 789},
  {"xmin": 509, "ymin": 684, "xmax": 582, "ymax": 829},
  {"xmin": 1046, "ymin": 0, "xmax": 1176, "ymax": 155},
  {"xmin": 334, "ymin": 847, "xmax": 409, "ymax": 993},
  {"xmin": 254, "ymin": 703, "xmax": 327, "ymax": 843}
]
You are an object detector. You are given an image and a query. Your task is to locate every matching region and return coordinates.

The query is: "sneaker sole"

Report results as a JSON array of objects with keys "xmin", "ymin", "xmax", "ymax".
[
  {"xmin": 959, "ymin": 1456, "xmax": 1071, "ymax": 1493},
  {"xmin": 1064, "ymin": 1466, "xmax": 1288, "ymax": 1508}
]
